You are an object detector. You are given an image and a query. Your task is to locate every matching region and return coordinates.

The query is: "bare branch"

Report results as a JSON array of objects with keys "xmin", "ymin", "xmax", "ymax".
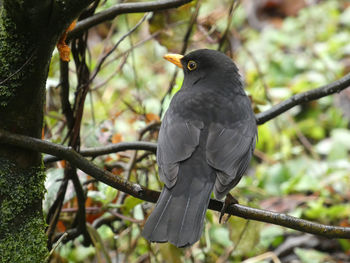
[
  {"xmin": 59, "ymin": 61, "xmax": 74, "ymax": 129},
  {"xmin": 1, "ymin": 129, "xmax": 350, "ymax": 239},
  {"xmin": 68, "ymin": 0, "xmax": 193, "ymax": 39},
  {"xmin": 0, "ymin": 129, "xmax": 159, "ymax": 202},
  {"xmin": 255, "ymin": 73, "xmax": 350, "ymax": 125},
  {"xmin": 43, "ymin": 141, "xmax": 157, "ymax": 163}
]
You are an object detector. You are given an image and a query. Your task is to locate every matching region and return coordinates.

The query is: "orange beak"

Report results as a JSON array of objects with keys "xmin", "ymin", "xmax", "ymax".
[{"xmin": 163, "ymin": 54, "xmax": 184, "ymax": 68}]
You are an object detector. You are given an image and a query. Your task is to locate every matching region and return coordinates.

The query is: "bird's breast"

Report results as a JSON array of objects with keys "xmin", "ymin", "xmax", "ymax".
[{"xmin": 169, "ymin": 89, "xmax": 240, "ymax": 125}]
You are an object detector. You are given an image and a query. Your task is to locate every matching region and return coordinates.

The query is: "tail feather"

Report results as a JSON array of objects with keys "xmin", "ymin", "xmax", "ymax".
[
  {"xmin": 142, "ymin": 163, "xmax": 215, "ymax": 247},
  {"xmin": 142, "ymin": 189, "xmax": 172, "ymax": 243}
]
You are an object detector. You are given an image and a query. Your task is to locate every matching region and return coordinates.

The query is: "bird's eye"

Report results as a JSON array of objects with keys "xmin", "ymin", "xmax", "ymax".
[{"xmin": 187, "ymin": 60, "xmax": 197, "ymax": 71}]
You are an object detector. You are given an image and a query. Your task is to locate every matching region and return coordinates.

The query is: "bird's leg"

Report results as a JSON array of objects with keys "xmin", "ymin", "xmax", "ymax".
[{"xmin": 219, "ymin": 193, "xmax": 238, "ymax": 224}]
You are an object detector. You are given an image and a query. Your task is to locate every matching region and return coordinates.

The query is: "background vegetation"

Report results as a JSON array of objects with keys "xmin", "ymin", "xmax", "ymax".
[{"xmin": 42, "ymin": 0, "xmax": 350, "ymax": 262}]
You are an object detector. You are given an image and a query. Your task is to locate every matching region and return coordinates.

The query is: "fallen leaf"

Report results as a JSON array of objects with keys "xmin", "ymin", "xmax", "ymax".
[
  {"xmin": 112, "ymin": 133, "xmax": 123, "ymax": 144},
  {"xmin": 145, "ymin": 113, "xmax": 160, "ymax": 123}
]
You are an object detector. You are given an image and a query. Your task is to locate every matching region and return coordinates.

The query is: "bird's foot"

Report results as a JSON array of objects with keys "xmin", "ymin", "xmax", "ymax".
[{"xmin": 219, "ymin": 193, "xmax": 238, "ymax": 224}]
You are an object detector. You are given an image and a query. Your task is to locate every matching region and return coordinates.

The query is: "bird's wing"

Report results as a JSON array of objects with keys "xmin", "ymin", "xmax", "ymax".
[
  {"xmin": 206, "ymin": 120, "xmax": 256, "ymax": 199},
  {"xmin": 157, "ymin": 113, "xmax": 203, "ymax": 188}
]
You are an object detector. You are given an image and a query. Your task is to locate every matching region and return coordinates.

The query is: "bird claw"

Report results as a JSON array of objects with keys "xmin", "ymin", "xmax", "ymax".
[{"xmin": 219, "ymin": 193, "xmax": 238, "ymax": 224}]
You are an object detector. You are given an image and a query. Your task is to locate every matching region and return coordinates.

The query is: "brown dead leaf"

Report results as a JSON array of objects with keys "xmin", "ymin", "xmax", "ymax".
[
  {"xmin": 340, "ymin": 220, "xmax": 350, "ymax": 228},
  {"xmin": 112, "ymin": 167, "xmax": 123, "ymax": 175},
  {"xmin": 145, "ymin": 113, "xmax": 160, "ymax": 124},
  {"xmin": 112, "ymin": 133, "xmax": 123, "ymax": 144},
  {"xmin": 56, "ymin": 20, "xmax": 77, "ymax": 62},
  {"xmin": 260, "ymin": 194, "xmax": 318, "ymax": 213},
  {"xmin": 56, "ymin": 220, "xmax": 66, "ymax": 232}
]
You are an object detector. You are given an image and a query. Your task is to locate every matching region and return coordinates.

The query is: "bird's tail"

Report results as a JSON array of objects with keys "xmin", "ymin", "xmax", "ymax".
[{"xmin": 142, "ymin": 163, "xmax": 216, "ymax": 247}]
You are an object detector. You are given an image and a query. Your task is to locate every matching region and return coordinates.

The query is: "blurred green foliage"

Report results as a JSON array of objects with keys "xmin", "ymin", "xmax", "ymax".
[{"xmin": 45, "ymin": 0, "xmax": 350, "ymax": 262}]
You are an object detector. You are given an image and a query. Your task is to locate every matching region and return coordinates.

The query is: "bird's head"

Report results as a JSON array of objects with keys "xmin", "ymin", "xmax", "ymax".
[{"xmin": 163, "ymin": 49, "xmax": 243, "ymax": 92}]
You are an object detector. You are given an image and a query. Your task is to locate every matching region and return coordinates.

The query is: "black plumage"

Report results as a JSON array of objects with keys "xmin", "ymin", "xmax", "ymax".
[{"xmin": 142, "ymin": 49, "xmax": 257, "ymax": 247}]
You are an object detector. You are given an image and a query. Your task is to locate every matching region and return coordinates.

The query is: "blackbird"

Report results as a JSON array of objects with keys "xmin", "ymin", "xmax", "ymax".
[{"xmin": 142, "ymin": 49, "xmax": 257, "ymax": 247}]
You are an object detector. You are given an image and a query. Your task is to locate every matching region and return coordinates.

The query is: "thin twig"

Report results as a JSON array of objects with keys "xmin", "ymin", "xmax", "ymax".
[
  {"xmin": 243, "ymin": 46, "xmax": 272, "ymax": 103},
  {"xmin": 109, "ymin": 211, "xmax": 143, "ymax": 224},
  {"xmin": 242, "ymin": 252, "xmax": 281, "ymax": 263},
  {"xmin": 68, "ymin": 0, "xmax": 193, "ymax": 40},
  {"xmin": 45, "ymin": 232, "xmax": 68, "ymax": 262},
  {"xmin": 217, "ymin": 0, "xmax": 239, "ymax": 52},
  {"xmin": 99, "ymin": 31, "xmax": 160, "ymax": 73},
  {"xmin": 0, "ymin": 50, "xmax": 35, "ymax": 85},
  {"xmin": 89, "ymin": 13, "xmax": 149, "ymax": 84},
  {"xmin": 217, "ymin": 220, "xmax": 250, "ymax": 263},
  {"xmin": 91, "ymin": 53, "xmax": 129, "ymax": 91},
  {"xmin": 159, "ymin": 0, "xmax": 201, "ymax": 116}
]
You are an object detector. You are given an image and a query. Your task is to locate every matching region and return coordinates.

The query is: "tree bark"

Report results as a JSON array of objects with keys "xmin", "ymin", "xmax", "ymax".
[{"xmin": 0, "ymin": 1, "xmax": 92, "ymax": 261}]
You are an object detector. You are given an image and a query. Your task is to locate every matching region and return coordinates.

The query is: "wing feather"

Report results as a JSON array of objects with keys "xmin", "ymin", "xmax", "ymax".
[
  {"xmin": 206, "ymin": 120, "xmax": 256, "ymax": 199},
  {"xmin": 157, "ymin": 114, "xmax": 203, "ymax": 188}
]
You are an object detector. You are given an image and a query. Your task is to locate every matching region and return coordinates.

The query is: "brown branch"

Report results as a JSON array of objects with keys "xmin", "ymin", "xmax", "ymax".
[
  {"xmin": 43, "ymin": 141, "xmax": 157, "ymax": 164},
  {"xmin": 69, "ymin": 166, "xmax": 90, "ymax": 246},
  {"xmin": 1, "ymin": 129, "xmax": 350, "ymax": 239},
  {"xmin": 209, "ymin": 201, "xmax": 350, "ymax": 239},
  {"xmin": 0, "ymin": 129, "xmax": 158, "ymax": 202},
  {"xmin": 255, "ymin": 73, "xmax": 350, "ymax": 125},
  {"xmin": 59, "ymin": 60, "xmax": 74, "ymax": 129},
  {"xmin": 68, "ymin": 0, "xmax": 193, "ymax": 40},
  {"xmin": 46, "ymin": 178, "xmax": 69, "ymax": 250}
]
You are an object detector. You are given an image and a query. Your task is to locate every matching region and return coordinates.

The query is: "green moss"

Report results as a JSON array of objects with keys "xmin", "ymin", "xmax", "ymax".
[
  {"xmin": 0, "ymin": 158, "xmax": 48, "ymax": 262},
  {"xmin": 0, "ymin": 85, "xmax": 12, "ymax": 105},
  {"xmin": 0, "ymin": 214, "xmax": 48, "ymax": 263},
  {"xmin": 0, "ymin": 8, "xmax": 32, "ymax": 108}
]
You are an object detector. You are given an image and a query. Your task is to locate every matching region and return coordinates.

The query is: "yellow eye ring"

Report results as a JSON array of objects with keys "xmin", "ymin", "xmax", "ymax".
[{"xmin": 187, "ymin": 60, "xmax": 197, "ymax": 71}]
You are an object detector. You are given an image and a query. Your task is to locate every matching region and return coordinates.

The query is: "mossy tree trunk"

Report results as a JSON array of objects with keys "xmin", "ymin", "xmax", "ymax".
[{"xmin": 0, "ymin": 1, "xmax": 92, "ymax": 261}]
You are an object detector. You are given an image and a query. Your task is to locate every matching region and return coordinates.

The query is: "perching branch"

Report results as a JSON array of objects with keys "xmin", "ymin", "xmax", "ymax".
[
  {"xmin": 255, "ymin": 73, "xmax": 350, "ymax": 125},
  {"xmin": 208, "ymin": 200, "xmax": 350, "ymax": 239},
  {"xmin": 68, "ymin": 0, "xmax": 193, "ymax": 39},
  {"xmin": 1, "ymin": 129, "xmax": 350, "ymax": 239}
]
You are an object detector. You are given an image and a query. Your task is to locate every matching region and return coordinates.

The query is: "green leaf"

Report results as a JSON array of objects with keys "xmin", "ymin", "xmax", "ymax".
[
  {"xmin": 122, "ymin": 195, "xmax": 143, "ymax": 215},
  {"xmin": 210, "ymin": 226, "xmax": 233, "ymax": 247},
  {"xmin": 44, "ymin": 168, "xmax": 64, "ymax": 214},
  {"xmin": 149, "ymin": 2, "xmax": 195, "ymax": 52},
  {"xmin": 86, "ymin": 224, "xmax": 112, "ymax": 263},
  {"xmin": 259, "ymin": 225, "xmax": 284, "ymax": 248},
  {"xmin": 104, "ymin": 186, "xmax": 118, "ymax": 206},
  {"xmin": 159, "ymin": 243, "xmax": 183, "ymax": 263},
  {"xmin": 294, "ymin": 248, "xmax": 329, "ymax": 263}
]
